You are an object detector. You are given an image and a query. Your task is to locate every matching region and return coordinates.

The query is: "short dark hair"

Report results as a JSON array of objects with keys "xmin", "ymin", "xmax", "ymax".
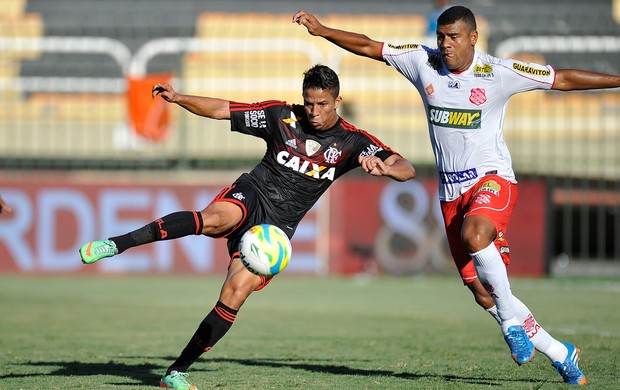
[
  {"xmin": 437, "ymin": 6, "xmax": 477, "ymax": 31},
  {"xmin": 303, "ymin": 64, "xmax": 340, "ymax": 98}
]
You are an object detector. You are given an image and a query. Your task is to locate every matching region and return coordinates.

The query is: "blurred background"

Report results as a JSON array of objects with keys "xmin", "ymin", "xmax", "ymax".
[{"xmin": 0, "ymin": 0, "xmax": 618, "ymax": 278}]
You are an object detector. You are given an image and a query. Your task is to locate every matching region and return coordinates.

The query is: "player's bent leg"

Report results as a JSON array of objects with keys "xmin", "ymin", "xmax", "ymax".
[
  {"xmin": 79, "ymin": 211, "xmax": 205, "ymax": 264},
  {"xmin": 467, "ymin": 281, "xmax": 534, "ymax": 365},
  {"xmin": 162, "ymin": 261, "xmax": 259, "ymax": 388},
  {"xmin": 469, "ymin": 242, "xmax": 535, "ymax": 365}
]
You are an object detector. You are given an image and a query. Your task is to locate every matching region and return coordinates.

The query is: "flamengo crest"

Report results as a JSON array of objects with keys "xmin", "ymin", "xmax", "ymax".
[{"xmin": 323, "ymin": 146, "xmax": 342, "ymax": 164}]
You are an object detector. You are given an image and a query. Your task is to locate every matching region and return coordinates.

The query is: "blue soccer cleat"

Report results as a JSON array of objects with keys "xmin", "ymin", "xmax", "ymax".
[
  {"xmin": 552, "ymin": 342, "xmax": 586, "ymax": 385},
  {"xmin": 503, "ymin": 325, "xmax": 535, "ymax": 365}
]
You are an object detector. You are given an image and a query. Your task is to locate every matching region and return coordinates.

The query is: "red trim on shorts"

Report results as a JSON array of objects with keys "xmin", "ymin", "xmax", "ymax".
[
  {"xmin": 213, "ymin": 199, "xmax": 247, "ymax": 238},
  {"xmin": 550, "ymin": 65, "xmax": 557, "ymax": 89},
  {"xmin": 214, "ymin": 184, "xmax": 236, "ymax": 201},
  {"xmin": 209, "ymin": 184, "xmax": 248, "ymax": 239}
]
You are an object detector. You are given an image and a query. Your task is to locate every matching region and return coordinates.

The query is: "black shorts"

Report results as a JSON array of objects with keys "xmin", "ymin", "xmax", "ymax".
[
  {"xmin": 210, "ymin": 175, "xmax": 288, "ymax": 258},
  {"xmin": 210, "ymin": 176, "xmax": 280, "ymax": 291}
]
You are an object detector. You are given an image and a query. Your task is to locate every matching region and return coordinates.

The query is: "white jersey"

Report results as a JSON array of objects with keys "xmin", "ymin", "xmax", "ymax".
[{"xmin": 382, "ymin": 44, "xmax": 555, "ymax": 201}]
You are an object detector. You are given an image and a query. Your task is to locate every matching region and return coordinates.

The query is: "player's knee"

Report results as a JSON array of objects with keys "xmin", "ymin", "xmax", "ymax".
[
  {"xmin": 220, "ymin": 283, "xmax": 252, "ymax": 309},
  {"xmin": 221, "ymin": 272, "xmax": 260, "ymax": 309},
  {"xmin": 461, "ymin": 218, "xmax": 496, "ymax": 252},
  {"xmin": 463, "ymin": 234, "xmax": 489, "ymax": 253}
]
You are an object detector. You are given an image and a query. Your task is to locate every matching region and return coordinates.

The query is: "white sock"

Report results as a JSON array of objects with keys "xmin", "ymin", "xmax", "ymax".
[
  {"xmin": 485, "ymin": 305, "xmax": 501, "ymax": 325},
  {"xmin": 512, "ymin": 296, "xmax": 568, "ymax": 363},
  {"xmin": 471, "ymin": 242, "xmax": 520, "ymax": 333},
  {"xmin": 486, "ymin": 301, "xmax": 568, "ymax": 363}
]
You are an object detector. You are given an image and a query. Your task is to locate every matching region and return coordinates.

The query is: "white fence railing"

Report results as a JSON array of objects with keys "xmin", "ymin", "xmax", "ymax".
[{"xmin": 2, "ymin": 35, "xmax": 619, "ymax": 94}]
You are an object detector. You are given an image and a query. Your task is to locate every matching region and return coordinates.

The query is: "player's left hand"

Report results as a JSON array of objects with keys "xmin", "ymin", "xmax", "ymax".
[{"xmin": 359, "ymin": 155, "xmax": 390, "ymax": 177}]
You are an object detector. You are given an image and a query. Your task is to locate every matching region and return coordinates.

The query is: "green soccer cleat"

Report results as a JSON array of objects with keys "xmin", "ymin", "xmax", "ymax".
[
  {"xmin": 160, "ymin": 371, "xmax": 198, "ymax": 390},
  {"xmin": 79, "ymin": 240, "xmax": 118, "ymax": 264}
]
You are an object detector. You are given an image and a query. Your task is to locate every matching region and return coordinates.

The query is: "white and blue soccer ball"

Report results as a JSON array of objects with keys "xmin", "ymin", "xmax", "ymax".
[{"xmin": 239, "ymin": 224, "xmax": 292, "ymax": 277}]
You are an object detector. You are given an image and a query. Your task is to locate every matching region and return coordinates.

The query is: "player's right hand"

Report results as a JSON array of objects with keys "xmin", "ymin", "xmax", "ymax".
[{"xmin": 292, "ymin": 10, "xmax": 325, "ymax": 36}]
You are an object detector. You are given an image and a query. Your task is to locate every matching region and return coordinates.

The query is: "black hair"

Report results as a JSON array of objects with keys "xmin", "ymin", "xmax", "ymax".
[
  {"xmin": 302, "ymin": 64, "xmax": 340, "ymax": 98},
  {"xmin": 437, "ymin": 5, "xmax": 477, "ymax": 31}
]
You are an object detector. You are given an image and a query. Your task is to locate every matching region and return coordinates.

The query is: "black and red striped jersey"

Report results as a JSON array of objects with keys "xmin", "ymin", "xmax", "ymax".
[{"xmin": 228, "ymin": 100, "xmax": 396, "ymax": 228}]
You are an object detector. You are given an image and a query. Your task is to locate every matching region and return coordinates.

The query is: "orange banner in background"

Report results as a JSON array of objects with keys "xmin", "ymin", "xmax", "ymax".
[{"xmin": 127, "ymin": 72, "xmax": 172, "ymax": 141}]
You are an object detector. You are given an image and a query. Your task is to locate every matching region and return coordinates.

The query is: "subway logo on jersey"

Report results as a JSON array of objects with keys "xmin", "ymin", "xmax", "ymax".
[
  {"xmin": 428, "ymin": 105, "xmax": 481, "ymax": 129},
  {"xmin": 276, "ymin": 151, "xmax": 336, "ymax": 181}
]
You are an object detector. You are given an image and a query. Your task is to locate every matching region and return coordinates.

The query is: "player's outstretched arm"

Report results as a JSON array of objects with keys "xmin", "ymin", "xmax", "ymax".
[
  {"xmin": 552, "ymin": 69, "xmax": 620, "ymax": 91},
  {"xmin": 152, "ymin": 83, "xmax": 231, "ymax": 120},
  {"xmin": 292, "ymin": 10, "xmax": 384, "ymax": 61},
  {"xmin": 359, "ymin": 154, "xmax": 416, "ymax": 182}
]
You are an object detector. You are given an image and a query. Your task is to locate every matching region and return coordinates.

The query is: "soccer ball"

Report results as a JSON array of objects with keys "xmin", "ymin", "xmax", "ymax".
[{"xmin": 239, "ymin": 224, "xmax": 292, "ymax": 277}]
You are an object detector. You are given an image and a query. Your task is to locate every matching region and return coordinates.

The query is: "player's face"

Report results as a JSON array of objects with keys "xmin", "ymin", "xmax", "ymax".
[
  {"xmin": 302, "ymin": 88, "xmax": 342, "ymax": 131},
  {"xmin": 437, "ymin": 19, "xmax": 478, "ymax": 72}
]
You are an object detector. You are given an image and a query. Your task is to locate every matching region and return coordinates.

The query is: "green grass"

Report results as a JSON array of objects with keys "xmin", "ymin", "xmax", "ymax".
[{"xmin": 0, "ymin": 275, "xmax": 618, "ymax": 389}]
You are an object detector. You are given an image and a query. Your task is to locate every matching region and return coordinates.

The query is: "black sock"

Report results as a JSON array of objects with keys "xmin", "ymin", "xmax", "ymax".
[
  {"xmin": 109, "ymin": 211, "xmax": 203, "ymax": 254},
  {"xmin": 166, "ymin": 301, "xmax": 238, "ymax": 375}
]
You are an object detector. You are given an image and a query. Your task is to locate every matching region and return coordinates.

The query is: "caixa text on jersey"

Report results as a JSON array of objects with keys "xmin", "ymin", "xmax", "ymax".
[{"xmin": 276, "ymin": 151, "xmax": 336, "ymax": 181}]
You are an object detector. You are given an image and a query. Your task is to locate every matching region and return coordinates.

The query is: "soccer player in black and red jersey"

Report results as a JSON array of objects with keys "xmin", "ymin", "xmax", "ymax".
[{"xmin": 78, "ymin": 64, "xmax": 416, "ymax": 390}]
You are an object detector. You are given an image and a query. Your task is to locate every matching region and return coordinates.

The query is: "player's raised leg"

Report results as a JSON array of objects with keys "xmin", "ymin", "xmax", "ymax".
[
  {"xmin": 79, "ymin": 211, "xmax": 204, "ymax": 264},
  {"xmin": 463, "ymin": 211, "xmax": 535, "ymax": 365}
]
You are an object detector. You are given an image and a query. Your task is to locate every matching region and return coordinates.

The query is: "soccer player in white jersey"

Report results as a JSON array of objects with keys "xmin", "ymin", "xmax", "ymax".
[{"xmin": 294, "ymin": 5, "xmax": 620, "ymax": 386}]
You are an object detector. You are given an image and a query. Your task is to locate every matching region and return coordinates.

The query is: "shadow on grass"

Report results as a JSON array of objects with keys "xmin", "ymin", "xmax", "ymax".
[
  {"xmin": 0, "ymin": 360, "xmax": 160, "ymax": 386},
  {"xmin": 210, "ymin": 357, "xmax": 541, "ymax": 387},
  {"xmin": 2, "ymin": 357, "xmax": 542, "ymax": 387}
]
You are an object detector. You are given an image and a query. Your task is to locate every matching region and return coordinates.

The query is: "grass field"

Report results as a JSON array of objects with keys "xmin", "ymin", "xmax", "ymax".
[{"xmin": 0, "ymin": 275, "xmax": 618, "ymax": 389}]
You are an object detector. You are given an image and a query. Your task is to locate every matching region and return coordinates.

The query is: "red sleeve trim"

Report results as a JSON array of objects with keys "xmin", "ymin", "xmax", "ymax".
[{"xmin": 229, "ymin": 100, "xmax": 288, "ymax": 112}]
